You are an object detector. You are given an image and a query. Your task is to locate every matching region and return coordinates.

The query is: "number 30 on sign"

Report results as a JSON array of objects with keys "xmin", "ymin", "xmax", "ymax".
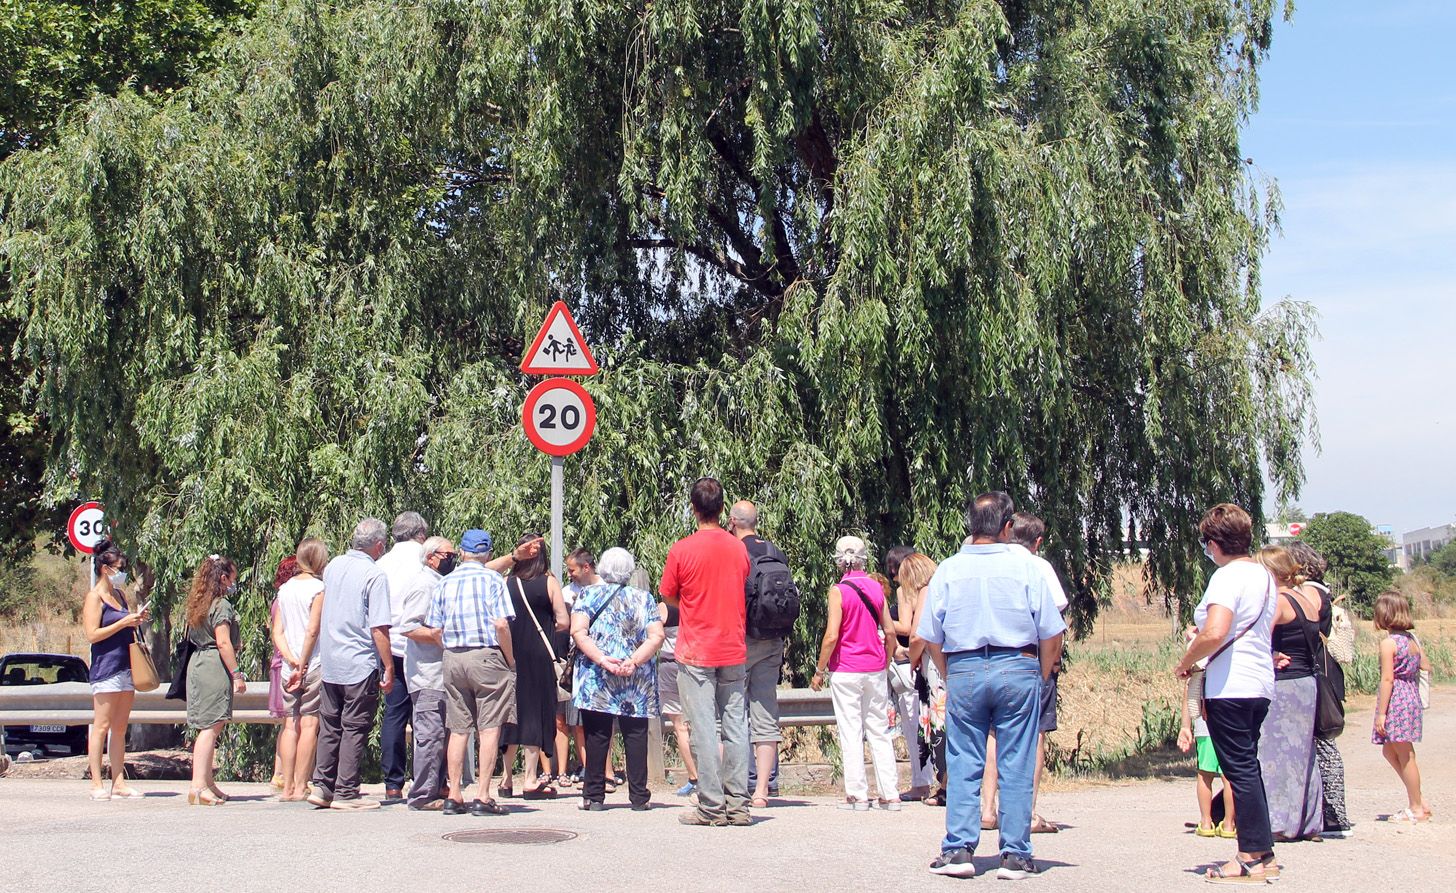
[{"xmin": 522, "ymin": 378, "xmax": 597, "ymax": 457}]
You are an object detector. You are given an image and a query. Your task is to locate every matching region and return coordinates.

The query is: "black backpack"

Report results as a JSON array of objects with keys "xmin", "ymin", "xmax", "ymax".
[{"xmin": 746, "ymin": 540, "xmax": 801, "ymax": 639}]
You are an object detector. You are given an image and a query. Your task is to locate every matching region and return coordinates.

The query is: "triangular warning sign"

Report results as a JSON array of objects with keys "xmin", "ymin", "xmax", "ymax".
[{"xmin": 520, "ymin": 301, "xmax": 599, "ymax": 375}]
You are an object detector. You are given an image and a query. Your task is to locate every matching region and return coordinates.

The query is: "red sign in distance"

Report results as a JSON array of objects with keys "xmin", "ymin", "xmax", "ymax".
[
  {"xmin": 1288, "ymin": 523, "xmax": 1304, "ymax": 536},
  {"xmin": 522, "ymin": 378, "xmax": 597, "ymax": 457},
  {"xmin": 67, "ymin": 501, "xmax": 107, "ymax": 554}
]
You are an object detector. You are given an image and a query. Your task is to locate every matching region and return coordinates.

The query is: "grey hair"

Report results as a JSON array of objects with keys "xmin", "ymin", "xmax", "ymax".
[
  {"xmin": 835, "ymin": 556, "xmax": 868, "ymax": 572},
  {"xmin": 351, "ymin": 518, "xmax": 388, "ymax": 552},
  {"xmin": 729, "ymin": 501, "xmax": 758, "ymax": 530},
  {"xmin": 598, "ymin": 547, "xmax": 636, "ymax": 585},
  {"xmin": 421, "ymin": 535, "xmax": 451, "ymax": 557},
  {"xmin": 392, "ymin": 511, "xmax": 429, "ymax": 543}
]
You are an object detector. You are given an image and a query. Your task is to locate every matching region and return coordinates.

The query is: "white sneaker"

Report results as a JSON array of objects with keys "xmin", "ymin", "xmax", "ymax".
[
  {"xmin": 876, "ymin": 799, "xmax": 903, "ymax": 812},
  {"xmin": 837, "ymin": 799, "xmax": 871, "ymax": 811}
]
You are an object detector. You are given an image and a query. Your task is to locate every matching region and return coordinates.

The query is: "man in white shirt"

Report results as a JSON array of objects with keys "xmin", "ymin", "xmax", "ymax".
[
  {"xmin": 561, "ymin": 548, "xmax": 604, "ymax": 783},
  {"xmin": 396, "ymin": 535, "xmax": 455, "ymax": 810},
  {"xmin": 375, "ymin": 511, "xmax": 429, "ymax": 800}
]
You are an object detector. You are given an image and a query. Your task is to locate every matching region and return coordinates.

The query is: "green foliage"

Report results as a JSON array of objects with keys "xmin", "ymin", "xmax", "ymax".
[
  {"xmin": 2, "ymin": 0, "xmax": 1313, "ymax": 720},
  {"xmin": 1428, "ymin": 541, "xmax": 1456, "ymax": 577},
  {"xmin": 1299, "ymin": 511, "xmax": 1396, "ymax": 616},
  {"xmin": 0, "ymin": 0, "xmax": 258, "ymax": 569},
  {"xmin": 0, "ymin": 0, "xmax": 257, "ymax": 156}
]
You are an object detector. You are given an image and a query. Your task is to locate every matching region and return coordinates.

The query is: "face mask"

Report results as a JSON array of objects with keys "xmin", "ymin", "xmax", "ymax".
[
  {"xmin": 226, "ymin": 582, "xmax": 238, "ymax": 596},
  {"xmin": 437, "ymin": 555, "xmax": 458, "ymax": 576},
  {"xmin": 1203, "ymin": 543, "xmax": 1215, "ymax": 561},
  {"xmin": 109, "ymin": 570, "xmax": 128, "ymax": 587}
]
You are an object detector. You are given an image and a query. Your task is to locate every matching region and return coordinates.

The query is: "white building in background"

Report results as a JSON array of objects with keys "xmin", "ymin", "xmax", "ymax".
[
  {"xmin": 1404, "ymin": 523, "xmax": 1455, "ymax": 566},
  {"xmin": 1375, "ymin": 525, "xmax": 1405, "ymax": 571}
]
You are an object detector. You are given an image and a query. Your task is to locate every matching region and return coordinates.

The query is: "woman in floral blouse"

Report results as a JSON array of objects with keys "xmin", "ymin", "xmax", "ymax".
[{"xmin": 570, "ymin": 547, "xmax": 665, "ymax": 811}]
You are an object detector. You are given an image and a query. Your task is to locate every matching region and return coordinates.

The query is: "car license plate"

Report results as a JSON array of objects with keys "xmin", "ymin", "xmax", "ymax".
[{"xmin": 30, "ymin": 724, "xmax": 66, "ymax": 734}]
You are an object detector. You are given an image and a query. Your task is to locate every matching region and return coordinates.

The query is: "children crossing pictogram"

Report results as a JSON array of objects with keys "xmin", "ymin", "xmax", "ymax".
[{"xmin": 519, "ymin": 301, "xmax": 599, "ymax": 375}]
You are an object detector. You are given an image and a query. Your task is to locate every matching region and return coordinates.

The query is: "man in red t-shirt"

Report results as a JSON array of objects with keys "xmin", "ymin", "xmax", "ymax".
[{"xmin": 660, "ymin": 477, "xmax": 751, "ymax": 826}]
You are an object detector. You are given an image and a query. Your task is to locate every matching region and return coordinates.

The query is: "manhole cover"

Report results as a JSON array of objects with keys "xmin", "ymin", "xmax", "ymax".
[{"xmin": 442, "ymin": 828, "xmax": 578, "ymax": 846}]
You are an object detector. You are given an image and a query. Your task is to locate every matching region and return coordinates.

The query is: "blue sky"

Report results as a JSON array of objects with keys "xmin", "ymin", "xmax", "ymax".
[{"xmin": 1242, "ymin": 1, "xmax": 1456, "ymax": 536}]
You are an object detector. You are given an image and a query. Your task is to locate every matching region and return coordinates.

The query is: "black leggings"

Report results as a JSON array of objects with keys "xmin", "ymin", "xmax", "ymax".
[
  {"xmin": 1205, "ymin": 697, "xmax": 1274, "ymax": 854},
  {"xmin": 581, "ymin": 710, "xmax": 650, "ymax": 806}
]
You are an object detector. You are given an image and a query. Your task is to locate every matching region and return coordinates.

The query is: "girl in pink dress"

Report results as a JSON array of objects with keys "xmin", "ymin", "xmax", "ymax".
[{"xmin": 1371, "ymin": 591, "xmax": 1431, "ymax": 823}]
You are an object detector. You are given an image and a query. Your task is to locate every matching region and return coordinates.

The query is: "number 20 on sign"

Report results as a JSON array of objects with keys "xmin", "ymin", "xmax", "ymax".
[{"xmin": 522, "ymin": 378, "xmax": 597, "ymax": 457}]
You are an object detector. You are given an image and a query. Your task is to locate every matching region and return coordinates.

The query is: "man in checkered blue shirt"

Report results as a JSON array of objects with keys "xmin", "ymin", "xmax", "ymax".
[{"xmin": 425, "ymin": 529, "xmax": 517, "ymax": 815}]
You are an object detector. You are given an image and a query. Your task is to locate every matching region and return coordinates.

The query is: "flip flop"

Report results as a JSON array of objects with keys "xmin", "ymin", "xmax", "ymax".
[
  {"xmin": 1388, "ymin": 808, "xmax": 1430, "ymax": 824},
  {"xmin": 751, "ymin": 797, "xmax": 770, "ymax": 809},
  {"xmin": 1030, "ymin": 815, "xmax": 1059, "ymax": 834},
  {"xmin": 521, "ymin": 781, "xmax": 558, "ymax": 800}
]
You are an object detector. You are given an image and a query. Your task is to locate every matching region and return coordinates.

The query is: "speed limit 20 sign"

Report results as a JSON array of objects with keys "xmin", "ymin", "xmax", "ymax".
[
  {"xmin": 522, "ymin": 378, "xmax": 597, "ymax": 457},
  {"xmin": 67, "ymin": 501, "xmax": 108, "ymax": 554}
]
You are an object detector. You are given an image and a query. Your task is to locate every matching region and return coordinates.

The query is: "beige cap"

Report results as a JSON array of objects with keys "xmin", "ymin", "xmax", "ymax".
[{"xmin": 834, "ymin": 535, "xmax": 869, "ymax": 565}]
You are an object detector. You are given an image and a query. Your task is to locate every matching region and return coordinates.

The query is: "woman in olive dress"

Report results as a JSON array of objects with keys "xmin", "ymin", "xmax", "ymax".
[{"xmin": 184, "ymin": 555, "xmax": 246, "ymax": 806}]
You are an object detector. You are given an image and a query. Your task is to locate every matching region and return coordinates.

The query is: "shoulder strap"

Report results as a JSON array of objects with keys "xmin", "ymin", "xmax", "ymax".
[
  {"xmin": 839, "ymin": 579, "xmax": 880, "ymax": 622},
  {"xmin": 1285, "ymin": 591, "xmax": 1326, "ymax": 676},
  {"xmin": 1206, "ymin": 571, "xmax": 1274, "ymax": 668},
  {"xmin": 577, "ymin": 585, "xmax": 623, "ymax": 643},
  {"xmin": 515, "ymin": 577, "xmax": 558, "ymax": 662}
]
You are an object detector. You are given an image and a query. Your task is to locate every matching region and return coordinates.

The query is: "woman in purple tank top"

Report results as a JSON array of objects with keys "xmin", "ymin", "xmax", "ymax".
[
  {"xmin": 81, "ymin": 538, "xmax": 149, "ymax": 801},
  {"xmin": 810, "ymin": 536, "xmax": 902, "ymax": 810}
]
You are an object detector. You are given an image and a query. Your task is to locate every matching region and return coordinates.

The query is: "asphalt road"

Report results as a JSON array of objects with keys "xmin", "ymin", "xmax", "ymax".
[{"xmin": 2, "ymin": 697, "xmax": 1450, "ymax": 892}]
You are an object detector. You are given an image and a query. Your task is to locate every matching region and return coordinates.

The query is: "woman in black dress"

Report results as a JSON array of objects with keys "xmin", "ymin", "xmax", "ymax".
[{"xmin": 500, "ymin": 533, "xmax": 569, "ymax": 798}]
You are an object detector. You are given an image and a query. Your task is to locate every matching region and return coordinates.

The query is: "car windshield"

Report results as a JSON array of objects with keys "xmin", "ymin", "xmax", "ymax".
[{"xmin": 1, "ymin": 658, "xmax": 88, "ymax": 685}]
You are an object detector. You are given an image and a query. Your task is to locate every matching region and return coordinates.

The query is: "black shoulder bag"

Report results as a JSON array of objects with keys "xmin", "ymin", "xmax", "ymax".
[{"xmin": 165, "ymin": 636, "xmax": 196, "ymax": 701}]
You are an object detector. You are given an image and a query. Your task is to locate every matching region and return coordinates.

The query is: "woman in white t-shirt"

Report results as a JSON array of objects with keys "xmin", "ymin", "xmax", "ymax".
[
  {"xmin": 1175, "ymin": 504, "xmax": 1279, "ymax": 885},
  {"xmin": 270, "ymin": 536, "xmax": 329, "ymax": 801}
]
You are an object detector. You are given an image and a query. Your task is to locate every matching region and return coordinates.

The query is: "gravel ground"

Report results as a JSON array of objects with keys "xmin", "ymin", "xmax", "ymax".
[{"xmin": 1, "ymin": 694, "xmax": 1450, "ymax": 892}]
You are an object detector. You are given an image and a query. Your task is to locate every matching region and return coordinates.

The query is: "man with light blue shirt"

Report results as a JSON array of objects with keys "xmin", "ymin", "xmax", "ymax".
[
  {"xmin": 425, "ymin": 529, "xmax": 516, "ymax": 817},
  {"xmin": 917, "ymin": 492, "xmax": 1066, "ymax": 880},
  {"xmin": 309, "ymin": 517, "xmax": 395, "ymax": 811}
]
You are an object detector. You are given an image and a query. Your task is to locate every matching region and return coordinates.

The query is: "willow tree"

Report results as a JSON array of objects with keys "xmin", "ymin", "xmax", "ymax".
[{"xmin": 3, "ymin": 0, "xmax": 1313, "ymax": 696}]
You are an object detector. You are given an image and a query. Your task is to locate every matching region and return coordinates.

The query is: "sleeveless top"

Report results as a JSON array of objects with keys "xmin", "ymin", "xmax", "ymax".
[
  {"xmin": 888, "ymin": 600, "xmax": 911, "ymax": 649},
  {"xmin": 1272, "ymin": 590, "xmax": 1317, "ymax": 680},
  {"xmin": 508, "ymin": 574, "xmax": 562, "ymax": 657},
  {"xmin": 830, "ymin": 571, "xmax": 887, "ymax": 673},
  {"xmin": 90, "ymin": 588, "xmax": 134, "ymax": 683},
  {"xmin": 660, "ymin": 603, "xmax": 680, "ymax": 660}
]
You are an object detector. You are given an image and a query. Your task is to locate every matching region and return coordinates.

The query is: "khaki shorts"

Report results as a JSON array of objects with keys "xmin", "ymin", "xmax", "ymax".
[
  {"xmin": 745, "ymin": 636, "xmax": 784, "ymax": 743},
  {"xmin": 283, "ymin": 665, "xmax": 322, "ymax": 718},
  {"xmin": 443, "ymin": 647, "xmax": 516, "ymax": 733}
]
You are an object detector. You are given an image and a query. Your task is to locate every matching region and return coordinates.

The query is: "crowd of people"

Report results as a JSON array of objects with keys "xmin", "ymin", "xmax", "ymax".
[
  {"xmin": 1173, "ymin": 504, "xmax": 1431, "ymax": 884},
  {"xmin": 78, "ymin": 489, "xmax": 1432, "ymax": 882}
]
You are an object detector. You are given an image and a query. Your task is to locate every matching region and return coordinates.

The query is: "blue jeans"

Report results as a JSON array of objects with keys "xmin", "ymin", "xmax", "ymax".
[
  {"xmin": 942, "ymin": 651, "xmax": 1042, "ymax": 857},
  {"xmin": 380, "ymin": 655, "xmax": 411, "ymax": 789}
]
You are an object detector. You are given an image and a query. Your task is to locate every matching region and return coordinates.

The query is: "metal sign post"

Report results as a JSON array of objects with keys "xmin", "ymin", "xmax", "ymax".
[{"xmin": 550, "ymin": 456, "xmax": 565, "ymax": 579}]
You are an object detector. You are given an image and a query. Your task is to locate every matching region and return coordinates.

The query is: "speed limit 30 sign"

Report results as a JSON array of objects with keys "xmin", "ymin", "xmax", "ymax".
[
  {"xmin": 67, "ymin": 501, "xmax": 108, "ymax": 554},
  {"xmin": 522, "ymin": 378, "xmax": 597, "ymax": 457}
]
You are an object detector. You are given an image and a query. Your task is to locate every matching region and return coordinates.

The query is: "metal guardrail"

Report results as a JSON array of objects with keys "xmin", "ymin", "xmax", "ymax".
[
  {"xmin": 0, "ymin": 682, "xmax": 279, "ymax": 725},
  {"xmin": 0, "ymin": 682, "xmax": 837, "ymax": 727}
]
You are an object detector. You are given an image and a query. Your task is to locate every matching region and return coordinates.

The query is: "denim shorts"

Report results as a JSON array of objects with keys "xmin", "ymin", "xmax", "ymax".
[{"xmin": 91, "ymin": 670, "xmax": 134, "ymax": 695}]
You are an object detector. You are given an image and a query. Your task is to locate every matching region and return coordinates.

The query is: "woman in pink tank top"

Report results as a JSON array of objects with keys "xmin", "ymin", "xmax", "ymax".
[{"xmin": 811, "ymin": 536, "xmax": 901, "ymax": 810}]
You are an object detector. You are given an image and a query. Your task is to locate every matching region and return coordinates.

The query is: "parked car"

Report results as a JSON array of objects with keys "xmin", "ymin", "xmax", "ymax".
[{"xmin": 1, "ymin": 652, "xmax": 91, "ymax": 757}]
